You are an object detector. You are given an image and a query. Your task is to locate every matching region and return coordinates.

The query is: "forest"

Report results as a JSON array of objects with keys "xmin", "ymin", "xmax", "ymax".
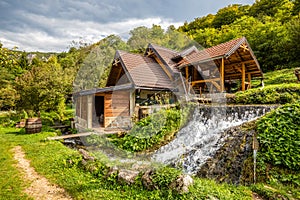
[{"xmin": 1, "ymin": 0, "xmax": 300, "ymax": 115}]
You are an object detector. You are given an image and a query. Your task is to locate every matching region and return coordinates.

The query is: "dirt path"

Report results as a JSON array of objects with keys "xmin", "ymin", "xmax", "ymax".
[{"xmin": 13, "ymin": 146, "xmax": 72, "ymax": 200}]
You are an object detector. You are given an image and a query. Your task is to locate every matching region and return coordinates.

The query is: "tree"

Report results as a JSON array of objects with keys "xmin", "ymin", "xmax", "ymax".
[
  {"xmin": 0, "ymin": 46, "xmax": 22, "ymax": 110},
  {"xmin": 249, "ymin": 0, "xmax": 292, "ymax": 19},
  {"xmin": 212, "ymin": 4, "xmax": 244, "ymax": 28},
  {"xmin": 15, "ymin": 55, "xmax": 71, "ymax": 116},
  {"xmin": 74, "ymin": 35, "xmax": 128, "ymax": 90},
  {"xmin": 293, "ymin": 0, "xmax": 300, "ymax": 14}
]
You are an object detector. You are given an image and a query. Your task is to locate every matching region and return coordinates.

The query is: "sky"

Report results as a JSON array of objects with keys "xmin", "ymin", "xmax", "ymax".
[{"xmin": 0, "ymin": 0, "xmax": 255, "ymax": 52}]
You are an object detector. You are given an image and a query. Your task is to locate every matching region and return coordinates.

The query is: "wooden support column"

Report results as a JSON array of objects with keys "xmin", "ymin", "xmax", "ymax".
[
  {"xmin": 241, "ymin": 63, "xmax": 246, "ymax": 91},
  {"xmin": 247, "ymin": 73, "xmax": 251, "ymax": 89},
  {"xmin": 185, "ymin": 66, "xmax": 189, "ymax": 80},
  {"xmin": 221, "ymin": 57, "xmax": 225, "ymax": 92},
  {"xmin": 87, "ymin": 94, "xmax": 93, "ymax": 129}
]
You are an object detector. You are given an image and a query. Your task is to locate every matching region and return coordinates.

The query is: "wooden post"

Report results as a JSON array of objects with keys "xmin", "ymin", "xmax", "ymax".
[
  {"xmin": 185, "ymin": 66, "xmax": 189, "ymax": 80},
  {"xmin": 87, "ymin": 95, "xmax": 93, "ymax": 129},
  {"xmin": 242, "ymin": 63, "xmax": 246, "ymax": 91},
  {"xmin": 247, "ymin": 73, "xmax": 251, "ymax": 89},
  {"xmin": 221, "ymin": 57, "xmax": 225, "ymax": 92}
]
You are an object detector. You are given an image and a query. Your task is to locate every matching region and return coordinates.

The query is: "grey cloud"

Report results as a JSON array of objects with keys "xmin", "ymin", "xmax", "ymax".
[{"xmin": 0, "ymin": 0, "xmax": 255, "ymax": 51}]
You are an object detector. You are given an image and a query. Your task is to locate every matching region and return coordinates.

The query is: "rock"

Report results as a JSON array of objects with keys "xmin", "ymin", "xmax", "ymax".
[
  {"xmin": 141, "ymin": 170, "xmax": 157, "ymax": 190},
  {"xmin": 196, "ymin": 123, "xmax": 256, "ymax": 185},
  {"xmin": 169, "ymin": 174, "xmax": 194, "ymax": 194},
  {"xmin": 79, "ymin": 149, "xmax": 95, "ymax": 162},
  {"xmin": 105, "ymin": 166, "xmax": 118, "ymax": 178},
  {"xmin": 118, "ymin": 169, "xmax": 139, "ymax": 185}
]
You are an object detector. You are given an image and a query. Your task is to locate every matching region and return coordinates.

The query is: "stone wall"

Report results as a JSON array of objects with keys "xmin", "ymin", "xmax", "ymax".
[{"xmin": 105, "ymin": 116, "xmax": 131, "ymax": 130}]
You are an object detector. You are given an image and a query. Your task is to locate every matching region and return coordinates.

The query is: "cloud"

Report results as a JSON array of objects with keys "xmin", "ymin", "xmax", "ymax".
[
  {"xmin": 0, "ymin": 14, "xmax": 182, "ymax": 52},
  {"xmin": 0, "ymin": 0, "xmax": 255, "ymax": 52}
]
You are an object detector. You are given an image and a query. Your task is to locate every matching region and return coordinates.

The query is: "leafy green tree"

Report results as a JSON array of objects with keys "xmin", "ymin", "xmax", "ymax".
[
  {"xmin": 212, "ymin": 4, "xmax": 244, "ymax": 28},
  {"xmin": 15, "ymin": 55, "xmax": 71, "ymax": 116},
  {"xmin": 293, "ymin": 0, "xmax": 300, "ymax": 14},
  {"xmin": 286, "ymin": 15, "xmax": 300, "ymax": 67},
  {"xmin": 0, "ymin": 46, "xmax": 22, "ymax": 110},
  {"xmin": 163, "ymin": 26, "xmax": 196, "ymax": 50},
  {"xmin": 127, "ymin": 25, "xmax": 166, "ymax": 52},
  {"xmin": 179, "ymin": 14, "xmax": 215, "ymax": 35},
  {"xmin": 249, "ymin": 0, "xmax": 292, "ymax": 19},
  {"xmin": 74, "ymin": 35, "xmax": 128, "ymax": 91}
]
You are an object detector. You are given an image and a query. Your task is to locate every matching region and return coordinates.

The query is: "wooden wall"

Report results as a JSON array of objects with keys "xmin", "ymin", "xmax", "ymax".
[{"xmin": 104, "ymin": 90, "xmax": 131, "ymax": 128}]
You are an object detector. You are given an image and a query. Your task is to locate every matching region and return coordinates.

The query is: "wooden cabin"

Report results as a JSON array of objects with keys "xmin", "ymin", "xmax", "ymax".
[{"xmin": 74, "ymin": 37, "xmax": 263, "ymax": 130}]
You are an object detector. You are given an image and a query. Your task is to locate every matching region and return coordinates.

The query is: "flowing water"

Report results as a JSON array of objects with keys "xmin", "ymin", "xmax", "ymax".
[{"xmin": 152, "ymin": 105, "xmax": 273, "ymax": 174}]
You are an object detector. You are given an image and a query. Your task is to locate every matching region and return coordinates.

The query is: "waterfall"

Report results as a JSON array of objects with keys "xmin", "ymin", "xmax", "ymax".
[{"xmin": 152, "ymin": 105, "xmax": 273, "ymax": 174}]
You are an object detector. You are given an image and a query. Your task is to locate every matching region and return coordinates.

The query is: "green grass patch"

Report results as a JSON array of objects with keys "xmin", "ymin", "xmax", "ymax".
[
  {"xmin": 0, "ymin": 126, "xmax": 255, "ymax": 199},
  {"xmin": 0, "ymin": 127, "xmax": 31, "ymax": 200},
  {"xmin": 252, "ymin": 68, "xmax": 299, "ymax": 87},
  {"xmin": 234, "ymin": 84, "xmax": 300, "ymax": 104}
]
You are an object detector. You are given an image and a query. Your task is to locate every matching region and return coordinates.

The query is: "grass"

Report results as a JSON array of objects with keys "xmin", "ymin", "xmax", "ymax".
[
  {"xmin": 0, "ymin": 127, "xmax": 31, "ymax": 200},
  {"xmin": 234, "ymin": 83, "xmax": 300, "ymax": 104},
  {"xmin": 252, "ymin": 67, "xmax": 298, "ymax": 87},
  {"xmin": 0, "ymin": 126, "xmax": 254, "ymax": 199}
]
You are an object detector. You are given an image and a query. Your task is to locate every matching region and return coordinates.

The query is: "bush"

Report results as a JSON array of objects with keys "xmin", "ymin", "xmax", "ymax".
[
  {"xmin": 108, "ymin": 108, "xmax": 182, "ymax": 152},
  {"xmin": 235, "ymin": 84, "xmax": 300, "ymax": 104},
  {"xmin": 256, "ymin": 102, "xmax": 300, "ymax": 170},
  {"xmin": 151, "ymin": 166, "xmax": 181, "ymax": 189},
  {"xmin": 0, "ymin": 110, "xmax": 27, "ymax": 127}
]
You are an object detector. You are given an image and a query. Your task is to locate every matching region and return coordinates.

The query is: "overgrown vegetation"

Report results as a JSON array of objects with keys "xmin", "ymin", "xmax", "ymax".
[
  {"xmin": 234, "ymin": 84, "xmax": 300, "ymax": 104},
  {"xmin": 252, "ymin": 102, "xmax": 300, "ymax": 199},
  {"xmin": 108, "ymin": 108, "xmax": 181, "ymax": 152},
  {"xmin": 107, "ymin": 105, "xmax": 195, "ymax": 152},
  {"xmin": 256, "ymin": 102, "xmax": 300, "ymax": 170}
]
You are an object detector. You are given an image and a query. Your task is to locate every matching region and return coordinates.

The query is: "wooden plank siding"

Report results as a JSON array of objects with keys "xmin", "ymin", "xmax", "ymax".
[
  {"xmin": 81, "ymin": 95, "xmax": 88, "ymax": 121},
  {"xmin": 104, "ymin": 91, "xmax": 131, "ymax": 128}
]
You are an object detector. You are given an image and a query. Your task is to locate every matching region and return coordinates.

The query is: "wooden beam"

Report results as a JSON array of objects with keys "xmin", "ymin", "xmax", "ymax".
[
  {"xmin": 240, "ymin": 43, "xmax": 249, "ymax": 52},
  {"xmin": 191, "ymin": 78, "xmax": 221, "ymax": 86},
  {"xmin": 113, "ymin": 58, "xmax": 120, "ymax": 66},
  {"xmin": 225, "ymin": 60, "xmax": 255, "ymax": 69},
  {"xmin": 221, "ymin": 57, "xmax": 225, "ymax": 92},
  {"xmin": 247, "ymin": 73, "xmax": 252, "ymax": 89},
  {"xmin": 212, "ymin": 67, "xmax": 219, "ymax": 76},
  {"xmin": 211, "ymin": 81, "xmax": 221, "ymax": 91},
  {"xmin": 147, "ymin": 49, "xmax": 154, "ymax": 56},
  {"xmin": 225, "ymin": 71, "xmax": 262, "ymax": 79},
  {"xmin": 115, "ymin": 65, "xmax": 123, "ymax": 82},
  {"xmin": 193, "ymin": 66, "xmax": 197, "ymax": 81},
  {"xmin": 185, "ymin": 66, "xmax": 189, "ymax": 80},
  {"xmin": 152, "ymin": 56, "xmax": 173, "ymax": 80},
  {"xmin": 242, "ymin": 63, "xmax": 246, "ymax": 91}
]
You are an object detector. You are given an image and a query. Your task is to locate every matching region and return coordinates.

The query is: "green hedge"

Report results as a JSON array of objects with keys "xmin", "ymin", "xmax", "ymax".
[{"xmin": 234, "ymin": 84, "xmax": 300, "ymax": 104}]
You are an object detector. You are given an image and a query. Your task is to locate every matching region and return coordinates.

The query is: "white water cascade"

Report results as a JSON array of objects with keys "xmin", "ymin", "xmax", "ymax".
[{"xmin": 152, "ymin": 105, "xmax": 271, "ymax": 174}]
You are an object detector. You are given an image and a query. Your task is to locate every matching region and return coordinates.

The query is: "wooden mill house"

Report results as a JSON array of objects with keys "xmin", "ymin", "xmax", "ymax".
[{"xmin": 74, "ymin": 37, "xmax": 263, "ymax": 130}]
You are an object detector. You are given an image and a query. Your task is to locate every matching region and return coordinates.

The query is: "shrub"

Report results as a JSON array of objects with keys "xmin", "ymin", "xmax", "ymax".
[
  {"xmin": 108, "ymin": 108, "xmax": 182, "ymax": 152},
  {"xmin": 235, "ymin": 84, "xmax": 300, "ymax": 104},
  {"xmin": 256, "ymin": 102, "xmax": 300, "ymax": 170},
  {"xmin": 151, "ymin": 166, "xmax": 181, "ymax": 189}
]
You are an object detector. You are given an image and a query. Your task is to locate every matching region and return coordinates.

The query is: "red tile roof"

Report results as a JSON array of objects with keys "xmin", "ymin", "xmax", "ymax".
[
  {"xmin": 178, "ymin": 37, "xmax": 246, "ymax": 67},
  {"xmin": 148, "ymin": 44, "xmax": 179, "ymax": 72},
  {"xmin": 117, "ymin": 50, "xmax": 174, "ymax": 89}
]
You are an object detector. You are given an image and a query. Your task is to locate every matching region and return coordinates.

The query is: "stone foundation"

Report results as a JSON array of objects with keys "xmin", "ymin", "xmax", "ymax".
[{"xmin": 105, "ymin": 116, "xmax": 132, "ymax": 130}]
